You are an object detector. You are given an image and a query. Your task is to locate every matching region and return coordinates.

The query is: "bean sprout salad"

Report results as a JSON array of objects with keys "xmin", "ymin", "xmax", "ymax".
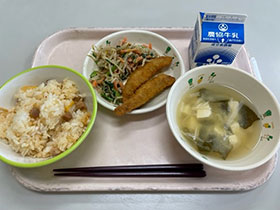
[{"xmin": 88, "ymin": 37, "xmax": 159, "ymax": 105}]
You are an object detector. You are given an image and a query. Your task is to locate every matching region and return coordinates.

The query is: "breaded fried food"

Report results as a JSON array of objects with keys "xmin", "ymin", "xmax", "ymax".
[
  {"xmin": 114, "ymin": 74, "xmax": 175, "ymax": 116},
  {"xmin": 122, "ymin": 56, "xmax": 172, "ymax": 101}
]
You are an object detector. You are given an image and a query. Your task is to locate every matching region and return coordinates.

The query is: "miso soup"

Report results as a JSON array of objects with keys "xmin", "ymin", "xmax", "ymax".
[{"xmin": 177, "ymin": 84, "xmax": 262, "ymax": 160}]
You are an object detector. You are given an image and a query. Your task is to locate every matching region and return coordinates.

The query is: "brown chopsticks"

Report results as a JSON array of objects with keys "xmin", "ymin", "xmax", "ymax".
[{"xmin": 53, "ymin": 164, "xmax": 206, "ymax": 178}]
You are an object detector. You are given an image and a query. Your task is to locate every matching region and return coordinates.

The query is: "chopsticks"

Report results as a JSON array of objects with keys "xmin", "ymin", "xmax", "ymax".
[{"xmin": 53, "ymin": 164, "xmax": 206, "ymax": 178}]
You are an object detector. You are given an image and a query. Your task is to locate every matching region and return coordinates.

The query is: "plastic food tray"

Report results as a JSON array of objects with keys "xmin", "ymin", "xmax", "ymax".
[{"xmin": 10, "ymin": 28, "xmax": 277, "ymax": 192}]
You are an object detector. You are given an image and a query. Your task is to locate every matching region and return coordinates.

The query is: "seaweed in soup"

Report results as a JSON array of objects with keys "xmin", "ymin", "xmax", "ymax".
[
  {"xmin": 177, "ymin": 84, "xmax": 261, "ymax": 160},
  {"xmin": 238, "ymin": 104, "xmax": 260, "ymax": 129},
  {"xmin": 197, "ymin": 126, "xmax": 233, "ymax": 159}
]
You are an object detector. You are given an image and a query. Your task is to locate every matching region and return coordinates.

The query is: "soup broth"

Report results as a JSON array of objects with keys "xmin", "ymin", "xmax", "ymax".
[{"xmin": 177, "ymin": 84, "xmax": 261, "ymax": 160}]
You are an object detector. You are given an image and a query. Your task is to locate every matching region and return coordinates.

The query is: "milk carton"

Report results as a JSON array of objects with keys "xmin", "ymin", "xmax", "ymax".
[{"xmin": 188, "ymin": 12, "xmax": 247, "ymax": 69}]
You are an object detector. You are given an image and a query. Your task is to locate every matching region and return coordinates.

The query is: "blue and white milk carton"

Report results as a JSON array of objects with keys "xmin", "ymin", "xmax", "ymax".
[{"xmin": 188, "ymin": 12, "xmax": 247, "ymax": 69}]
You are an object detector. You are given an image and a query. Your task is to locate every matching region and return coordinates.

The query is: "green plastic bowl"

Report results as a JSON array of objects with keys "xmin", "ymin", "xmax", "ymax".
[{"xmin": 0, "ymin": 65, "xmax": 97, "ymax": 168}]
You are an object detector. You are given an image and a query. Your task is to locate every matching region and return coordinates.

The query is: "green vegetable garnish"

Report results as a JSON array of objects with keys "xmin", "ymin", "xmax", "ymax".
[
  {"xmin": 91, "ymin": 52, "xmax": 96, "ymax": 57},
  {"xmin": 111, "ymin": 65, "xmax": 117, "ymax": 72},
  {"xmin": 165, "ymin": 46, "xmax": 171, "ymax": 54},
  {"xmin": 101, "ymin": 93, "xmax": 113, "ymax": 102},
  {"xmin": 112, "ymin": 89, "xmax": 121, "ymax": 97},
  {"xmin": 106, "ymin": 40, "xmax": 111, "ymax": 45},
  {"xmin": 104, "ymin": 81, "xmax": 114, "ymax": 89},
  {"xmin": 90, "ymin": 71, "xmax": 98, "ymax": 78},
  {"xmin": 175, "ymin": 61, "xmax": 180, "ymax": 67}
]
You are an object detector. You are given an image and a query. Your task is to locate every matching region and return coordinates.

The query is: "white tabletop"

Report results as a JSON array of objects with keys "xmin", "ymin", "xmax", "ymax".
[{"xmin": 0, "ymin": 0, "xmax": 279, "ymax": 209}]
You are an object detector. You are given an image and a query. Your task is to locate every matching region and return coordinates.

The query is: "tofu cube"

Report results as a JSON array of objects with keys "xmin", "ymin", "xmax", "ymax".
[
  {"xmin": 229, "ymin": 135, "xmax": 239, "ymax": 147},
  {"xmin": 180, "ymin": 104, "xmax": 191, "ymax": 115},
  {"xmin": 196, "ymin": 102, "xmax": 212, "ymax": 119}
]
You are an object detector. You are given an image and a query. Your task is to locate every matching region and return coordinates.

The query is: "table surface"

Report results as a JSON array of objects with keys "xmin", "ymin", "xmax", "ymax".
[{"xmin": 0, "ymin": 0, "xmax": 279, "ymax": 209}]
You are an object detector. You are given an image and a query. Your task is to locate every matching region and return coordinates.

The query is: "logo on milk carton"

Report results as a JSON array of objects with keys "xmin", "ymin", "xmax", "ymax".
[
  {"xmin": 218, "ymin": 23, "xmax": 228, "ymax": 32},
  {"xmin": 188, "ymin": 12, "xmax": 247, "ymax": 69}
]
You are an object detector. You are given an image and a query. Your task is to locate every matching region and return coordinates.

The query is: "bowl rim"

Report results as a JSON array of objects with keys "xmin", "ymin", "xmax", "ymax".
[
  {"xmin": 83, "ymin": 29, "xmax": 185, "ymax": 114},
  {"xmin": 166, "ymin": 64, "xmax": 280, "ymax": 171},
  {"xmin": 0, "ymin": 65, "xmax": 98, "ymax": 168}
]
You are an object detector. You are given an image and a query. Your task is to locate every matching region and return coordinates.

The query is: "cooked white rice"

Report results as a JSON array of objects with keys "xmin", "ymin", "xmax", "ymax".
[{"xmin": 0, "ymin": 79, "xmax": 90, "ymax": 158}]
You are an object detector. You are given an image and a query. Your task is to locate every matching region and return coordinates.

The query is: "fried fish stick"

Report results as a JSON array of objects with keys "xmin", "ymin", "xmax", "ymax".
[
  {"xmin": 114, "ymin": 74, "xmax": 175, "ymax": 116},
  {"xmin": 122, "ymin": 56, "xmax": 172, "ymax": 101}
]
